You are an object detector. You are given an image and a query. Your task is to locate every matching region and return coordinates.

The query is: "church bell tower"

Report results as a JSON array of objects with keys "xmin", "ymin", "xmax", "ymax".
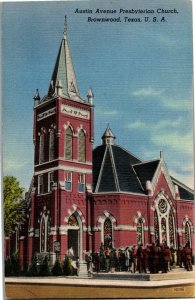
[{"xmin": 28, "ymin": 17, "xmax": 94, "ymax": 264}]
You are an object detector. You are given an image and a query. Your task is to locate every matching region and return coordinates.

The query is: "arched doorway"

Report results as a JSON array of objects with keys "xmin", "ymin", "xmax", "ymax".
[{"xmin": 67, "ymin": 213, "xmax": 82, "ymax": 259}]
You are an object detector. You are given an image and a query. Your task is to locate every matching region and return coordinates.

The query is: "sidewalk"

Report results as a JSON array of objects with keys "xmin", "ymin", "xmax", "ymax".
[{"xmin": 5, "ymin": 269, "xmax": 195, "ymax": 299}]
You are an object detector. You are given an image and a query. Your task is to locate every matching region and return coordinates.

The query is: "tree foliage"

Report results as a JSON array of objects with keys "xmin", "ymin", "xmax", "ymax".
[{"xmin": 3, "ymin": 176, "xmax": 24, "ymax": 236}]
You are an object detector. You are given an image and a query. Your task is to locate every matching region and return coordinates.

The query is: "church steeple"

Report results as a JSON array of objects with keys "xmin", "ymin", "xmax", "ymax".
[
  {"xmin": 102, "ymin": 126, "xmax": 116, "ymax": 145},
  {"xmin": 48, "ymin": 16, "xmax": 82, "ymax": 101}
]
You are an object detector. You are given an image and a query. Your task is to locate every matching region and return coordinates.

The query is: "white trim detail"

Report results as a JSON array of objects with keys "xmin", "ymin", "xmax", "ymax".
[
  {"xmin": 35, "ymin": 164, "xmax": 92, "ymax": 175},
  {"xmin": 153, "ymin": 191, "xmax": 176, "ymax": 247},
  {"xmin": 95, "ymin": 146, "xmax": 108, "ymax": 192},
  {"xmin": 37, "ymin": 107, "xmax": 56, "ymax": 121}
]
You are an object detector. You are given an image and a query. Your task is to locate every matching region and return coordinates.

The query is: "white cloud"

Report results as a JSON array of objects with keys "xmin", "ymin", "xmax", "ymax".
[
  {"xmin": 162, "ymin": 98, "xmax": 192, "ymax": 111},
  {"xmin": 3, "ymin": 158, "xmax": 28, "ymax": 175},
  {"xmin": 127, "ymin": 117, "xmax": 183, "ymax": 131},
  {"xmin": 169, "ymin": 169, "xmax": 194, "ymax": 190},
  {"xmin": 151, "ymin": 131, "xmax": 193, "ymax": 155},
  {"xmin": 102, "ymin": 110, "xmax": 118, "ymax": 116},
  {"xmin": 95, "ymin": 108, "xmax": 119, "ymax": 117},
  {"xmin": 132, "ymin": 87, "xmax": 163, "ymax": 97},
  {"xmin": 127, "ymin": 120, "xmax": 145, "ymax": 129}
]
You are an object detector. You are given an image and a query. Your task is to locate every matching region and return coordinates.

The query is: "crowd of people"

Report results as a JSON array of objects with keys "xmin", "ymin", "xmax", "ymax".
[{"xmin": 85, "ymin": 242, "xmax": 193, "ymax": 275}]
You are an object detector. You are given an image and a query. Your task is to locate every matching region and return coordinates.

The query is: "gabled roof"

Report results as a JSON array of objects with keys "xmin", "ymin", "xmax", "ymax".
[
  {"xmin": 133, "ymin": 160, "xmax": 160, "ymax": 190},
  {"xmin": 171, "ymin": 177, "xmax": 194, "ymax": 201}
]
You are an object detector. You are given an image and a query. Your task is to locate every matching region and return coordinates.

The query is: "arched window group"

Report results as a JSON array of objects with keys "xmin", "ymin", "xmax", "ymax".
[
  {"xmin": 64, "ymin": 127, "xmax": 86, "ymax": 162},
  {"xmin": 38, "ymin": 125, "xmax": 86, "ymax": 164},
  {"xmin": 153, "ymin": 197, "xmax": 176, "ymax": 247}
]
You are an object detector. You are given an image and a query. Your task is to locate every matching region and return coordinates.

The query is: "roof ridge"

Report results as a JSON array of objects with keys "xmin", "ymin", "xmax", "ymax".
[
  {"xmin": 171, "ymin": 177, "xmax": 194, "ymax": 193},
  {"xmin": 109, "ymin": 145, "xmax": 120, "ymax": 192},
  {"xmin": 133, "ymin": 159, "xmax": 160, "ymax": 167},
  {"xmin": 132, "ymin": 166, "xmax": 145, "ymax": 191},
  {"xmin": 113, "ymin": 144, "xmax": 142, "ymax": 162},
  {"xmin": 95, "ymin": 145, "xmax": 108, "ymax": 192}
]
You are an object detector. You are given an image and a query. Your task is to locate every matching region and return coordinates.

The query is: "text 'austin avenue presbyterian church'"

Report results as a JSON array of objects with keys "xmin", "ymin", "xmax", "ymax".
[{"xmin": 6, "ymin": 19, "xmax": 194, "ymax": 268}]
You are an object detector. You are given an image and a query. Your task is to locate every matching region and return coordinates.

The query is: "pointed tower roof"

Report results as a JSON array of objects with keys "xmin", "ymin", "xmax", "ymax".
[
  {"xmin": 102, "ymin": 126, "xmax": 116, "ymax": 145},
  {"xmin": 48, "ymin": 16, "xmax": 82, "ymax": 101}
]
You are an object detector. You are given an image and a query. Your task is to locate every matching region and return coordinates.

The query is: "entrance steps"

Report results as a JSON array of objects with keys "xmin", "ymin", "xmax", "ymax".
[{"xmin": 78, "ymin": 261, "xmax": 90, "ymax": 278}]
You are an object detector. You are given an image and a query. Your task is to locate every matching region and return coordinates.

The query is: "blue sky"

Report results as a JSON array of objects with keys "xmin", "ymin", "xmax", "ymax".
[{"xmin": 2, "ymin": 0, "xmax": 194, "ymax": 190}]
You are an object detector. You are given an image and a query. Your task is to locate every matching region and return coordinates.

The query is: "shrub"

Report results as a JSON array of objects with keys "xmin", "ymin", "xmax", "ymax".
[
  {"xmin": 63, "ymin": 255, "xmax": 73, "ymax": 276},
  {"xmin": 5, "ymin": 257, "xmax": 12, "ymax": 276},
  {"xmin": 52, "ymin": 259, "xmax": 63, "ymax": 276},
  {"xmin": 39, "ymin": 256, "xmax": 51, "ymax": 276},
  {"xmin": 10, "ymin": 252, "xmax": 21, "ymax": 276},
  {"xmin": 27, "ymin": 255, "xmax": 39, "ymax": 277}
]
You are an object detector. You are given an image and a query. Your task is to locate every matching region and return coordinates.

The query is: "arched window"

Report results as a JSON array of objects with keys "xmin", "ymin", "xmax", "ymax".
[
  {"xmin": 185, "ymin": 222, "xmax": 191, "ymax": 246},
  {"xmin": 169, "ymin": 210, "xmax": 175, "ymax": 246},
  {"xmin": 137, "ymin": 218, "xmax": 144, "ymax": 244},
  {"xmin": 39, "ymin": 132, "xmax": 45, "ymax": 164},
  {"xmin": 154, "ymin": 210, "xmax": 159, "ymax": 243},
  {"xmin": 104, "ymin": 218, "xmax": 112, "ymax": 248},
  {"xmin": 78, "ymin": 130, "xmax": 86, "ymax": 162},
  {"xmin": 49, "ymin": 129, "xmax": 55, "ymax": 161},
  {"xmin": 65, "ymin": 127, "xmax": 73, "ymax": 160},
  {"xmin": 40, "ymin": 215, "xmax": 49, "ymax": 252}
]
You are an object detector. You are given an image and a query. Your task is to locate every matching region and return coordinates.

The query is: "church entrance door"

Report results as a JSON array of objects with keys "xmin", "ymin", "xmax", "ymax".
[{"xmin": 68, "ymin": 229, "xmax": 79, "ymax": 258}]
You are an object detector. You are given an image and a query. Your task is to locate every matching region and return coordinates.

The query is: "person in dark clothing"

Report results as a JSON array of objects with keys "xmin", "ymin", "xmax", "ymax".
[
  {"xmin": 183, "ymin": 242, "xmax": 193, "ymax": 271},
  {"xmin": 136, "ymin": 244, "xmax": 145, "ymax": 273},
  {"xmin": 105, "ymin": 247, "xmax": 110, "ymax": 272}
]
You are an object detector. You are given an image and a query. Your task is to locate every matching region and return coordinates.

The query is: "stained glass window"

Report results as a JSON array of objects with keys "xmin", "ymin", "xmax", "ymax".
[
  {"xmin": 65, "ymin": 127, "xmax": 73, "ymax": 160},
  {"xmin": 137, "ymin": 218, "xmax": 143, "ymax": 244},
  {"xmin": 185, "ymin": 222, "xmax": 191, "ymax": 245},
  {"xmin": 158, "ymin": 199, "xmax": 167, "ymax": 214},
  {"xmin": 78, "ymin": 130, "xmax": 86, "ymax": 162},
  {"xmin": 154, "ymin": 210, "xmax": 159, "ymax": 243},
  {"xmin": 169, "ymin": 210, "xmax": 175, "ymax": 245},
  {"xmin": 68, "ymin": 214, "xmax": 79, "ymax": 226},
  {"xmin": 104, "ymin": 218, "xmax": 112, "ymax": 248},
  {"xmin": 40, "ymin": 216, "xmax": 49, "ymax": 252},
  {"xmin": 161, "ymin": 218, "xmax": 167, "ymax": 243}
]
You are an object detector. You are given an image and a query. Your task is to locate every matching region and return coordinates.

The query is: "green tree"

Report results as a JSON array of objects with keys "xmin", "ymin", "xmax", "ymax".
[{"xmin": 3, "ymin": 176, "xmax": 24, "ymax": 236}]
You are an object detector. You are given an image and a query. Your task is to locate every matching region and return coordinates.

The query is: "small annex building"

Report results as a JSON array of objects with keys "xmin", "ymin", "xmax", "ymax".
[{"xmin": 5, "ymin": 20, "xmax": 194, "ymax": 269}]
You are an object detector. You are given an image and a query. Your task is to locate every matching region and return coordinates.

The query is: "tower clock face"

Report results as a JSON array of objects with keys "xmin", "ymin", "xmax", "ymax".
[{"xmin": 158, "ymin": 199, "xmax": 167, "ymax": 214}]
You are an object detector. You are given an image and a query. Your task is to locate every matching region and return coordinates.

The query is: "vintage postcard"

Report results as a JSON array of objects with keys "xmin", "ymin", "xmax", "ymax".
[{"xmin": 2, "ymin": 0, "xmax": 195, "ymax": 298}]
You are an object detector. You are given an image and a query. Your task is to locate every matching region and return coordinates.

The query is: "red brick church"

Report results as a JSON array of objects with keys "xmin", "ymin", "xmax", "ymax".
[{"xmin": 5, "ymin": 20, "xmax": 194, "ymax": 269}]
